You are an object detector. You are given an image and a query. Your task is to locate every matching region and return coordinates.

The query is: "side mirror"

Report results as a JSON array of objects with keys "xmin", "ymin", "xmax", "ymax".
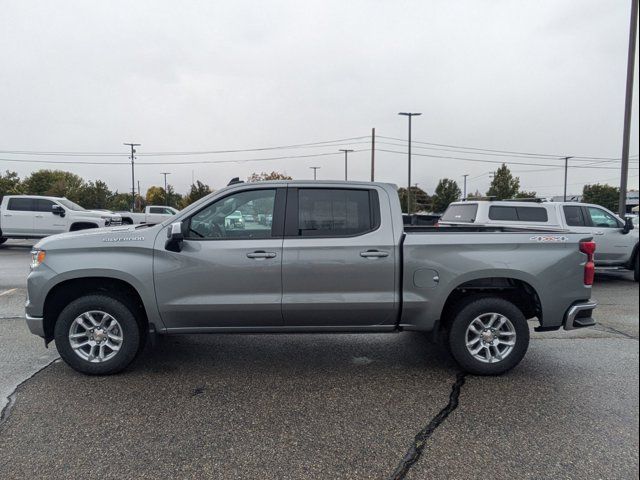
[
  {"xmin": 165, "ymin": 222, "xmax": 184, "ymax": 252},
  {"xmin": 52, "ymin": 205, "xmax": 65, "ymax": 217},
  {"xmin": 622, "ymin": 217, "xmax": 635, "ymax": 234}
]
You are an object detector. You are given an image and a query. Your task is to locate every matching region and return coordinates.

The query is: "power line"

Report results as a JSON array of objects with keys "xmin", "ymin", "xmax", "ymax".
[
  {"xmin": 0, "ymin": 136, "xmax": 369, "ymax": 157},
  {"xmin": 378, "ymin": 135, "xmax": 638, "ymax": 162},
  {"xmin": 376, "ymin": 148, "xmax": 640, "ymax": 170},
  {"xmin": 0, "ymin": 150, "xmax": 366, "ymax": 166}
]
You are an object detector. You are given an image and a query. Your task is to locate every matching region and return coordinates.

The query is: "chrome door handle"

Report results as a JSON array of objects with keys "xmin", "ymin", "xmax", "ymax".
[
  {"xmin": 360, "ymin": 250, "xmax": 389, "ymax": 258},
  {"xmin": 35, "ymin": 215, "xmax": 43, "ymax": 218},
  {"xmin": 246, "ymin": 251, "xmax": 277, "ymax": 259},
  {"xmin": 3, "ymin": 214, "xmax": 12, "ymax": 217},
  {"xmin": 594, "ymin": 231, "xmax": 605, "ymax": 235}
]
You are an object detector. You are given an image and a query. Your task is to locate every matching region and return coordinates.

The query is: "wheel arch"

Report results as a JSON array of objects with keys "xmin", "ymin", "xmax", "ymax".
[
  {"xmin": 440, "ymin": 276, "xmax": 542, "ymax": 330},
  {"xmin": 69, "ymin": 222, "xmax": 99, "ymax": 231},
  {"xmin": 42, "ymin": 277, "xmax": 149, "ymax": 344}
]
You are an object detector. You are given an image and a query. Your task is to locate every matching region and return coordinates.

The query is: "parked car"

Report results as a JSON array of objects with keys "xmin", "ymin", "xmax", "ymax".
[
  {"xmin": 118, "ymin": 206, "xmax": 179, "ymax": 225},
  {"xmin": 440, "ymin": 200, "xmax": 638, "ymax": 281},
  {"xmin": 26, "ymin": 181, "xmax": 596, "ymax": 376},
  {"xmin": 0, "ymin": 195, "xmax": 121, "ymax": 243}
]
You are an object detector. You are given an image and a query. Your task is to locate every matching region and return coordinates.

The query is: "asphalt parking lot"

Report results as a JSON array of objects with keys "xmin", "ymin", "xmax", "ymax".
[{"xmin": 0, "ymin": 239, "xmax": 638, "ymax": 479}]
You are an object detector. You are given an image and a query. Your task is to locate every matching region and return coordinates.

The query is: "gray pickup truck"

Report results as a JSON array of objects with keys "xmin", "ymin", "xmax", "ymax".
[{"xmin": 25, "ymin": 181, "xmax": 597, "ymax": 376}]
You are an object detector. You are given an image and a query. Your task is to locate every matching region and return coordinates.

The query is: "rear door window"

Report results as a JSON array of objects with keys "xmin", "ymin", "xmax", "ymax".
[
  {"xmin": 563, "ymin": 206, "xmax": 586, "ymax": 227},
  {"xmin": 295, "ymin": 188, "xmax": 378, "ymax": 237},
  {"xmin": 7, "ymin": 198, "xmax": 35, "ymax": 211},
  {"xmin": 441, "ymin": 204, "xmax": 478, "ymax": 223}
]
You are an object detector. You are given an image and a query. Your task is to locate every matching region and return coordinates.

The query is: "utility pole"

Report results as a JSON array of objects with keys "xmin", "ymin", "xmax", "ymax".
[
  {"xmin": 309, "ymin": 166, "xmax": 320, "ymax": 180},
  {"xmin": 161, "ymin": 172, "xmax": 171, "ymax": 206},
  {"xmin": 619, "ymin": 0, "xmax": 638, "ymax": 217},
  {"xmin": 563, "ymin": 157, "xmax": 573, "ymax": 202},
  {"xmin": 370, "ymin": 128, "xmax": 376, "ymax": 182},
  {"xmin": 398, "ymin": 112, "xmax": 422, "ymax": 214},
  {"xmin": 339, "ymin": 149, "xmax": 354, "ymax": 181},
  {"xmin": 124, "ymin": 142, "xmax": 141, "ymax": 212},
  {"xmin": 462, "ymin": 174, "xmax": 469, "ymax": 200}
]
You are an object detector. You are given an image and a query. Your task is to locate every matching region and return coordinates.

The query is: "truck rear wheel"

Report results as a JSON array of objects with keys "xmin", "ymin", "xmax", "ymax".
[
  {"xmin": 0, "ymin": 237, "xmax": 7, "ymax": 245},
  {"xmin": 54, "ymin": 294, "xmax": 141, "ymax": 375},
  {"xmin": 447, "ymin": 297, "xmax": 530, "ymax": 376}
]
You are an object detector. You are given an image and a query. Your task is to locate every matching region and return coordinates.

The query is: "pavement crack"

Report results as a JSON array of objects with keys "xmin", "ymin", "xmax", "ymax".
[
  {"xmin": 387, "ymin": 372, "xmax": 467, "ymax": 480},
  {"xmin": 0, "ymin": 358, "xmax": 59, "ymax": 429},
  {"xmin": 591, "ymin": 324, "xmax": 638, "ymax": 340}
]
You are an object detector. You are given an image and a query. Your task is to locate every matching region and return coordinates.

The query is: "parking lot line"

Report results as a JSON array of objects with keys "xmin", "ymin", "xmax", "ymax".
[{"xmin": 0, "ymin": 288, "xmax": 17, "ymax": 297}]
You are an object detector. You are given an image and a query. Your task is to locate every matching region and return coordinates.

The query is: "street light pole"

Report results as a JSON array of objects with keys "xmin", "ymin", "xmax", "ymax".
[
  {"xmin": 619, "ymin": 0, "xmax": 638, "ymax": 216},
  {"xmin": 339, "ymin": 149, "xmax": 354, "ymax": 181},
  {"xmin": 563, "ymin": 157, "xmax": 573, "ymax": 202},
  {"xmin": 161, "ymin": 172, "xmax": 171, "ymax": 205},
  {"xmin": 398, "ymin": 112, "xmax": 422, "ymax": 214},
  {"xmin": 462, "ymin": 174, "xmax": 469, "ymax": 200},
  {"xmin": 124, "ymin": 142, "xmax": 141, "ymax": 212},
  {"xmin": 309, "ymin": 166, "xmax": 320, "ymax": 180}
]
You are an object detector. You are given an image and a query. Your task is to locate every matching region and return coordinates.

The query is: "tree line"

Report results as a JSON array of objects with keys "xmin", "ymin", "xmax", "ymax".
[{"xmin": 0, "ymin": 165, "xmax": 622, "ymax": 213}]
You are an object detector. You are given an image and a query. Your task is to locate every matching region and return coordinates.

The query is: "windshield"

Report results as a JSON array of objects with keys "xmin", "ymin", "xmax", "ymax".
[{"xmin": 58, "ymin": 198, "xmax": 86, "ymax": 211}]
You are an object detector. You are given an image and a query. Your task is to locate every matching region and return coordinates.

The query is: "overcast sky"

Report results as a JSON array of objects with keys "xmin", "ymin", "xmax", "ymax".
[{"xmin": 1, "ymin": 0, "xmax": 638, "ymax": 198}]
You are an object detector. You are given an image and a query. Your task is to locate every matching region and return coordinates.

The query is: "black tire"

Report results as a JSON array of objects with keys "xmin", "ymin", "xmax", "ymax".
[
  {"xmin": 634, "ymin": 254, "xmax": 639, "ymax": 282},
  {"xmin": 54, "ymin": 294, "xmax": 141, "ymax": 375},
  {"xmin": 0, "ymin": 237, "xmax": 7, "ymax": 245},
  {"xmin": 447, "ymin": 296, "xmax": 530, "ymax": 376}
]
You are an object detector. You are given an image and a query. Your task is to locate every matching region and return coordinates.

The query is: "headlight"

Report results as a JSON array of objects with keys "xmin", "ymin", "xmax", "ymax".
[{"xmin": 30, "ymin": 250, "xmax": 46, "ymax": 269}]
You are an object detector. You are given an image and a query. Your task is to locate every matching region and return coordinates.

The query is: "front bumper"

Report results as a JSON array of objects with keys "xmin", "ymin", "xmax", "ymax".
[
  {"xmin": 563, "ymin": 301, "xmax": 597, "ymax": 330},
  {"xmin": 26, "ymin": 314, "xmax": 45, "ymax": 338}
]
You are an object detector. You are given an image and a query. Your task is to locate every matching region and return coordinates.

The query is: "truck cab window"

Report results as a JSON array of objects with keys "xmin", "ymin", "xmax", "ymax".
[
  {"xmin": 186, "ymin": 189, "xmax": 277, "ymax": 240},
  {"xmin": 7, "ymin": 198, "xmax": 35, "ymax": 211},
  {"xmin": 563, "ymin": 206, "xmax": 586, "ymax": 227},
  {"xmin": 297, "ymin": 189, "xmax": 375, "ymax": 237},
  {"xmin": 587, "ymin": 207, "xmax": 619, "ymax": 228}
]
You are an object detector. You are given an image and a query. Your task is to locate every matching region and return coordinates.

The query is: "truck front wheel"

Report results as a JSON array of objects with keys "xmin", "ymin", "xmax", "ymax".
[
  {"xmin": 447, "ymin": 297, "xmax": 530, "ymax": 376},
  {"xmin": 54, "ymin": 294, "xmax": 141, "ymax": 375}
]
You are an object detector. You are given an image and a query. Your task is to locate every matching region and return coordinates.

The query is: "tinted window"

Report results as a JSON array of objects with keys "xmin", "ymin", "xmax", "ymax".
[
  {"xmin": 563, "ymin": 206, "xmax": 586, "ymax": 227},
  {"xmin": 149, "ymin": 207, "xmax": 165, "ymax": 214},
  {"xmin": 489, "ymin": 206, "xmax": 548, "ymax": 222},
  {"xmin": 297, "ymin": 189, "xmax": 374, "ymax": 237},
  {"xmin": 441, "ymin": 204, "xmax": 478, "ymax": 223},
  {"xmin": 516, "ymin": 207, "xmax": 548, "ymax": 222},
  {"xmin": 36, "ymin": 199, "xmax": 55, "ymax": 212},
  {"xmin": 186, "ymin": 189, "xmax": 276, "ymax": 240},
  {"xmin": 489, "ymin": 206, "xmax": 518, "ymax": 221},
  {"xmin": 7, "ymin": 198, "xmax": 35, "ymax": 211},
  {"xmin": 587, "ymin": 207, "xmax": 619, "ymax": 228}
]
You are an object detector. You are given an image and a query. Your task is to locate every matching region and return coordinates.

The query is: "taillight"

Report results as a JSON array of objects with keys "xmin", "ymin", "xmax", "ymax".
[{"xmin": 580, "ymin": 241, "xmax": 596, "ymax": 285}]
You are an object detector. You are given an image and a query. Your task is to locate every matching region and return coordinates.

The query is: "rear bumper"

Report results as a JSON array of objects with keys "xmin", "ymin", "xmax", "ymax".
[{"xmin": 563, "ymin": 301, "xmax": 597, "ymax": 330}]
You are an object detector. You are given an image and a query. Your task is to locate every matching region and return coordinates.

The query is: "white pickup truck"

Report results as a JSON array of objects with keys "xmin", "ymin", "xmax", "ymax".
[
  {"xmin": 440, "ymin": 200, "xmax": 639, "ymax": 281},
  {"xmin": 117, "ymin": 206, "xmax": 179, "ymax": 225},
  {"xmin": 0, "ymin": 195, "xmax": 122, "ymax": 243}
]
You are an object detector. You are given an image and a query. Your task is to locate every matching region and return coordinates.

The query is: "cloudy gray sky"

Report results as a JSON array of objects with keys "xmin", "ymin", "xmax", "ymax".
[{"xmin": 1, "ymin": 0, "xmax": 638, "ymax": 198}]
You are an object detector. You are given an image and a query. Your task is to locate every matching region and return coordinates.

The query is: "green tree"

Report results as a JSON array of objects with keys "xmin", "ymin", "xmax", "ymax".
[
  {"xmin": 166, "ymin": 185, "xmax": 182, "ymax": 209},
  {"xmin": 107, "ymin": 192, "xmax": 134, "ymax": 211},
  {"xmin": 146, "ymin": 186, "xmax": 166, "ymax": 205},
  {"xmin": 514, "ymin": 190, "xmax": 537, "ymax": 199},
  {"xmin": 0, "ymin": 170, "xmax": 22, "ymax": 199},
  {"xmin": 22, "ymin": 170, "xmax": 85, "ymax": 203},
  {"xmin": 182, "ymin": 180, "xmax": 212, "ymax": 208},
  {"xmin": 486, "ymin": 164, "xmax": 520, "ymax": 200},
  {"xmin": 583, "ymin": 184, "xmax": 619, "ymax": 212},
  {"xmin": 78, "ymin": 180, "xmax": 113, "ymax": 209},
  {"xmin": 432, "ymin": 178, "xmax": 462, "ymax": 213},
  {"xmin": 398, "ymin": 186, "xmax": 430, "ymax": 213},
  {"xmin": 247, "ymin": 171, "xmax": 292, "ymax": 182}
]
